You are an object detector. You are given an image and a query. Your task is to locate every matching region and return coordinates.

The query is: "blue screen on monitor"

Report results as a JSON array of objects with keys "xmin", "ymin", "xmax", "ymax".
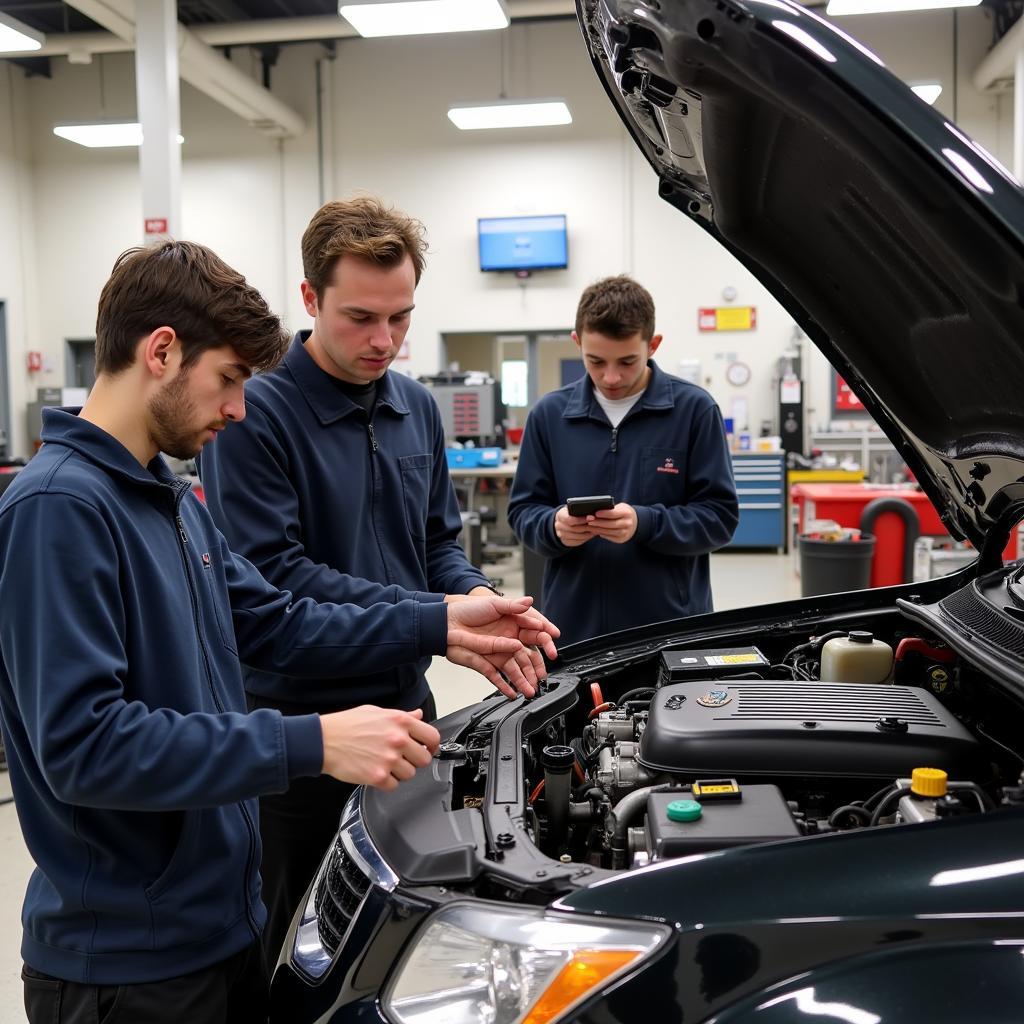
[{"xmin": 478, "ymin": 215, "xmax": 568, "ymax": 272}]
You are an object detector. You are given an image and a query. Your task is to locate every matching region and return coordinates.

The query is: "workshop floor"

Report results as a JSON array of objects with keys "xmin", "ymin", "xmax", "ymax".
[{"xmin": 0, "ymin": 550, "xmax": 800, "ymax": 1021}]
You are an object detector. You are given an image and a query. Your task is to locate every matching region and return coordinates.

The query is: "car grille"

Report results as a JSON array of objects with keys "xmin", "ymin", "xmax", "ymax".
[{"xmin": 313, "ymin": 835, "xmax": 371, "ymax": 956}]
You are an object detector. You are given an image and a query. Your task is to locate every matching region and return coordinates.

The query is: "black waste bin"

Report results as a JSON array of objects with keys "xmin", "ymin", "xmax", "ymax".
[{"xmin": 798, "ymin": 533, "xmax": 875, "ymax": 597}]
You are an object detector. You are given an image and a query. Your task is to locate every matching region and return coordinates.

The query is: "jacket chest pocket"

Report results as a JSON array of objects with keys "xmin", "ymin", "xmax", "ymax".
[
  {"xmin": 201, "ymin": 553, "xmax": 238, "ymax": 654},
  {"xmin": 640, "ymin": 446, "xmax": 688, "ymax": 505},
  {"xmin": 398, "ymin": 453, "xmax": 432, "ymax": 540}
]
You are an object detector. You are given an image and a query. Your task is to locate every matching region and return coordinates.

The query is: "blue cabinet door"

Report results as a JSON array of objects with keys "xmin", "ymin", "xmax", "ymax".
[{"xmin": 726, "ymin": 454, "xmax": 785, "ymax": 550}]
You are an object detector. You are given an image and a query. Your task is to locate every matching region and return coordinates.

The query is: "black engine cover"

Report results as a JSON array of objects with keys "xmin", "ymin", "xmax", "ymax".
[{"xmin": 638, "ymin": 680, "xmax": 980, "ymax": 779}]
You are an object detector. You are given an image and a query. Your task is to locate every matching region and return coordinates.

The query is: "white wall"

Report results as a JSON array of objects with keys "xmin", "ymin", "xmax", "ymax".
[
  {"xmin": 0, "ymin": 6, "xmax": 1009, "ymax": 456},
  {"xmin": 0, "ymin": 64, "xmax": 39, "ymax": 457}
]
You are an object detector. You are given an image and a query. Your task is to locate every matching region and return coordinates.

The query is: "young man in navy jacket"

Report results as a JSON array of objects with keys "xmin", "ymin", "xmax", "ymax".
[
  {"xmin": 0, "ymin": 241, "xmax": 554, "ymax": 1023},
  {"xmin": 200, "ymin": 197, "xmax": 560, "ymax": 962},
  {"xmin": 509, "ymin": 275, "xmax": 739, "ymax": 648}
]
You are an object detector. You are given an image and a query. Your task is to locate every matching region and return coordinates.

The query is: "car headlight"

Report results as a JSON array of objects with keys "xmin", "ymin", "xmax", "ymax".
[{"xmin": 381, "ymin": 902, "xmax": 669, "ymax": 1024}]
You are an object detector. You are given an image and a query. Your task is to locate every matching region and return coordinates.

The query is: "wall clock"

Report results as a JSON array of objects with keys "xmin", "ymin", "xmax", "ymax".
[{"xmin": 726, "ymin": 361, "xmax": 751, "ymax": 387}]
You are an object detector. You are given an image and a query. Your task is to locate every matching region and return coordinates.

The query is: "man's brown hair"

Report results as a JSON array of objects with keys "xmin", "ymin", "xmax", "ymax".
[
  {"xmin": 301, "ymin": 196, "xmax": 428, "ymax": 300},
  {"xmin": 575, "ymin": 275, "xmax": 656, "ymax": 341},
  {"xmin": 94, "ymin": 241, "xmax": 289, "ymax": 376}
]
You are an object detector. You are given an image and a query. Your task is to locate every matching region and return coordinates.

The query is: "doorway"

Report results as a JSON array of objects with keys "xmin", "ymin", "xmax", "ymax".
[
  {"xmin": 66, "ymin": 338, "xmax": 97, "ymax": 391},
  {"xmin": 439, "ymin": 329, "xmax": 577, "ymax": 426}
]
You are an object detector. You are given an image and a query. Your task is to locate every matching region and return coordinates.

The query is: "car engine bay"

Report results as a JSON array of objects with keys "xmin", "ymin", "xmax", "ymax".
[{"xmin": 444, "ymin": 598, "xmax": 1024, "ymax": 883}]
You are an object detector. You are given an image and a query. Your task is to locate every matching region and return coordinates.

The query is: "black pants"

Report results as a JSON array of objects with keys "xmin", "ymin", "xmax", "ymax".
[
  {"xmin": 251, "ymin": 691, "xmax": 436, "ymax": 967},
  {"xmin": 23, "ymin": 941, "xmax": 268, "ymax": 1024}
]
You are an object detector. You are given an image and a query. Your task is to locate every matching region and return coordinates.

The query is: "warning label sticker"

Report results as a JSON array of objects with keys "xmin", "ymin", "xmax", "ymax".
[{"xmin": 705, "ymin": 653, "xmax": 763, "ymax": 665}]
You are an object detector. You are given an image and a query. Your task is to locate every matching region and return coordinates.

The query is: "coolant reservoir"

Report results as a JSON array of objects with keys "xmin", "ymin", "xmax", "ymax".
[{"xmin": 820, "ymin": 631, "xmax": 893, "ymax": 683}]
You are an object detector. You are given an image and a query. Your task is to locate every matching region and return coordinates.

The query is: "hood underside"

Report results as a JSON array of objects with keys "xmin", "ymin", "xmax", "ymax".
[{"xmin": 579, "ymin": 0, "xmax": 1024, "ymax": 553}]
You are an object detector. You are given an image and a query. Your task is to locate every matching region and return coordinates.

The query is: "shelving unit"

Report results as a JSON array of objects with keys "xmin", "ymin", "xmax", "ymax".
[{"xmin": 809, "ymin": 429, "xmax": 902, "ymax": 483}]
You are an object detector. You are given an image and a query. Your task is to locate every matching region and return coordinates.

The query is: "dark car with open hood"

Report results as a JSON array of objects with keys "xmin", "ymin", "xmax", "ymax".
[{"xmin": 270, "ymin": 1, "xmax": 1024, "ymax": 1020}]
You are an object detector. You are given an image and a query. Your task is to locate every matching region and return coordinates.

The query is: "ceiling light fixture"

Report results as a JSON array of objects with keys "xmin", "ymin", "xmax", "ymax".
[
  {"xmin": 826, "ymin": 0, "xmax": 980, "ymax": 14},
  {"xmin": 447, "ymin": 99, "xmax": 572, "ymax": 130},
  {"xmin": 339, "ymin": 0, "xmax": 508, "ymax": 38},
  {"xmin": 0, "ymin": 11, "xmax": 45, "ymax": 52},
  {"xmin": 910, "ymin": 82, "xmax": 942, "ymax": 105},
  {"xmin": 53, "ymin": 123, "xmax": 185, "ymax": 148}
]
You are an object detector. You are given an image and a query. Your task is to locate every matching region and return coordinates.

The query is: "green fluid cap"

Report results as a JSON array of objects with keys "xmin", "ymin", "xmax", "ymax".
[{"xmin": 666, "ymin": 799, "xmax": 702, "ymax": 822}]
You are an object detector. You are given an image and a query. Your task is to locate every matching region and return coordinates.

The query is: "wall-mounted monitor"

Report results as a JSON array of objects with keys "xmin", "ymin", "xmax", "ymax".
[{"xmin": 478, "ymin": 214, "xmax": 568, "ymax": 273}]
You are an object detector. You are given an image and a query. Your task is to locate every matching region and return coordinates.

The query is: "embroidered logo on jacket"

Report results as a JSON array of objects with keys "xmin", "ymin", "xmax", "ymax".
[
  {"xmin": 202, "ymin": 552, "xmax": 212, "ymax": 568},
  {"xmin": 656, "ymin": 457, "xmax": 680, "ymax": 475}
]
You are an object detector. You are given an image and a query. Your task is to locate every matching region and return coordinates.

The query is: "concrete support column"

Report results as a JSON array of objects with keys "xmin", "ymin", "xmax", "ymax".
[{"xmin": 135, "ymin": 0, "xmax": 182, "ymax": 244}]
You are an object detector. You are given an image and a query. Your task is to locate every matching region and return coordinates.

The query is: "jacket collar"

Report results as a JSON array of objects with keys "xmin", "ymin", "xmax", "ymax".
[
  {"xmin": 40, "ymin": 408, "xmax": 185, "ymax": 494},
  {"xmin": 283, "ymin": 331, "xmax": 410, "ymax": 425},
  {"xmin": 562, "ymin": 359, "xmax": 675, "ymax": 420}
]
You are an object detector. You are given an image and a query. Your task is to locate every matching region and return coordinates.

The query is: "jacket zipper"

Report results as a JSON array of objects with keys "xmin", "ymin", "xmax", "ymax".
[
  {"xmin": 606, "ymin": 424, "xmax": 622, "ymax": 636},
  {"xmin": 173, "ymin": 494, "xmax": 260, "ymax": 943},
  {"xmin": 365, "ymin": 417, "xmax": 396, "ymax": 584}
]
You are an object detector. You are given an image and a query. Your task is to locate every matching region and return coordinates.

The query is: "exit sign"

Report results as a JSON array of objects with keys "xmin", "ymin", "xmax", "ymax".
[{"xmin": 145, "ymin": 217, "xmax": 169, "ymax": 234}]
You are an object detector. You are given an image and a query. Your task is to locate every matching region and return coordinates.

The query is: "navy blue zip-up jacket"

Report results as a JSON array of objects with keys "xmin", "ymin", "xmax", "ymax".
[
  {"xmin": 508, "ymin": 361, "xmax": 738, "ymax": 647},
  {"xmin": 0, "ymin": 410, "xmax": 447, "ymax": 985},
  {"xmin": 200, "ymin": 332, "xmax": 489, "ymax": 710}
]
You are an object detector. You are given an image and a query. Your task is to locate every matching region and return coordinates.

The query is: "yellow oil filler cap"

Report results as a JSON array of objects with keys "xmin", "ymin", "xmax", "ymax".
[{"xmin": 911, "ymin": 767, "xmax": 948, "ymax": 798}]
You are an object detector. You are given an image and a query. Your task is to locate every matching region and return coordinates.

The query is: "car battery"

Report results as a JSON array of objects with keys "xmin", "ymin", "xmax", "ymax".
[
  {"xmin": 657, "ymin": 646, "xmax": 769, "ymax": 685},
  {"xmin": 645, "ymin": 783, "xmax": 799, "ymax": 859}
]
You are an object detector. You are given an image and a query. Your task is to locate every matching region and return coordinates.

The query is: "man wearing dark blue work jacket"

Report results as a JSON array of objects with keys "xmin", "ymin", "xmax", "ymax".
[
  {"xmin": 509, "ymin": 275, "xmax": 739, "ymax": 648},
  {"xmin": 200, "ymin": 196, "xmax": 560, "ymax": 963},
  {"xmin": 0, "ymin": 241, "xmax": 554, "ymax": 1024}
]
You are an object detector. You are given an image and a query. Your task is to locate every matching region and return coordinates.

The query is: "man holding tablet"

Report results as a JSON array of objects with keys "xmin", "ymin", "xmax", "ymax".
[{"xmin": 509, "ymin": 275, "xmax": 739, "ymax": 647}]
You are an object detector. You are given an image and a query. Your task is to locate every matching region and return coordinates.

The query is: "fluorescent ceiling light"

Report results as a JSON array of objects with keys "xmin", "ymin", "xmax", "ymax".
[
  {"xmin": 827, "ymin": 0, "xmax": 980, "ymax": 14},
  {"xmin": 0, "ymin": 11, "xmax": 45, "ymax": 52},
  {"xmin": 448, "ymin": 100, "xmax": 572, "ymax": 130},
  {"xmin": 910, "ymin": 82, "xmax": 942, "ymax": 105},
  {"xmin": 53, "ymin": 123, "xmax": 185, "ymax": 148},
  {"xmin": 339, "ymin": 0, "xmax": 508, "ymax": 37}
]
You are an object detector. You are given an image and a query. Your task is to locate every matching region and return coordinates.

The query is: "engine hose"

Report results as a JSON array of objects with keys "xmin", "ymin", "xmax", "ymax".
[
  {"xmin": 828, "ymin": 804, "xmax": 873, "ymax": 828},
  {"xmin": 863, "ymin": 782, "xmax": 899, "ymax": 811},
  {"xmin": 859, "ymin": 496, "xmax": 920, "ymax": 585},
  {"xmin": 610, "ymin": 784, "xmax": 682, "ymax": 869},
  {"xmin": 573, "ymin": 785, "xmax": 608, "ymax": 805},
  {"xmin": 870, "ymin": 786, "xmax": 912, "ymax": 826},
  {"xmin": 783, "ymin": 630, "xmax": 846, "ymax": 663},
  {"xmin": 577, "ymin": 736, "xmax": 614, "ymax": 768},
  {"xmin": 948, "ymin": 781, "xmax": 996, "ymax": 811},
  {"xmin": 618, "ymin": 687, "xmax": 656, "ymax": 705}
]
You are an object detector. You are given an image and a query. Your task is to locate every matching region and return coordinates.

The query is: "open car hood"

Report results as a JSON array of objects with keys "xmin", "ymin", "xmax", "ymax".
[{"xmin": 579, "ymin": 0, "xmax": 1024, "ymax": 557}]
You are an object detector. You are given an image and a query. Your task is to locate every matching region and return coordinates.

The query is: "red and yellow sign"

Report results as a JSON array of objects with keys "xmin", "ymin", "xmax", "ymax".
[{"xmin": 698, "ymin": 306, "xmax": 757, "ymax": 332}]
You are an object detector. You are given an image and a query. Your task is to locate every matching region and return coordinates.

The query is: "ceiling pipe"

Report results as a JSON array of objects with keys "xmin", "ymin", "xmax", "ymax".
[
  {"xmin": 973, "ymin": 11, "xmax": 1024, "ymax": 92},
  {"xmin": 2, "ymin": 0, "xmax": 577, "ymax": 60},
  {"xmin": 58, "ymin": 0, "xmax": 306, "ymax": 135}
]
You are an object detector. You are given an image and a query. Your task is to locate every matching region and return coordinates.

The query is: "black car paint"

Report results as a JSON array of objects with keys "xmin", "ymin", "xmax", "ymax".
[{"xmin": 558, "ymin": 807, "xmax": 1024, "ymax": 1021}]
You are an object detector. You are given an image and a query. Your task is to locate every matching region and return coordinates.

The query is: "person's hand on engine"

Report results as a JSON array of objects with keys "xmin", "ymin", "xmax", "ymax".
[
  {"xmin": 445, "ymin": 595, "xmax": 559, "ymax": 698},
  {"xmin": 319, "ymin": 706, "xmax": 441, "ymax": 790}
]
